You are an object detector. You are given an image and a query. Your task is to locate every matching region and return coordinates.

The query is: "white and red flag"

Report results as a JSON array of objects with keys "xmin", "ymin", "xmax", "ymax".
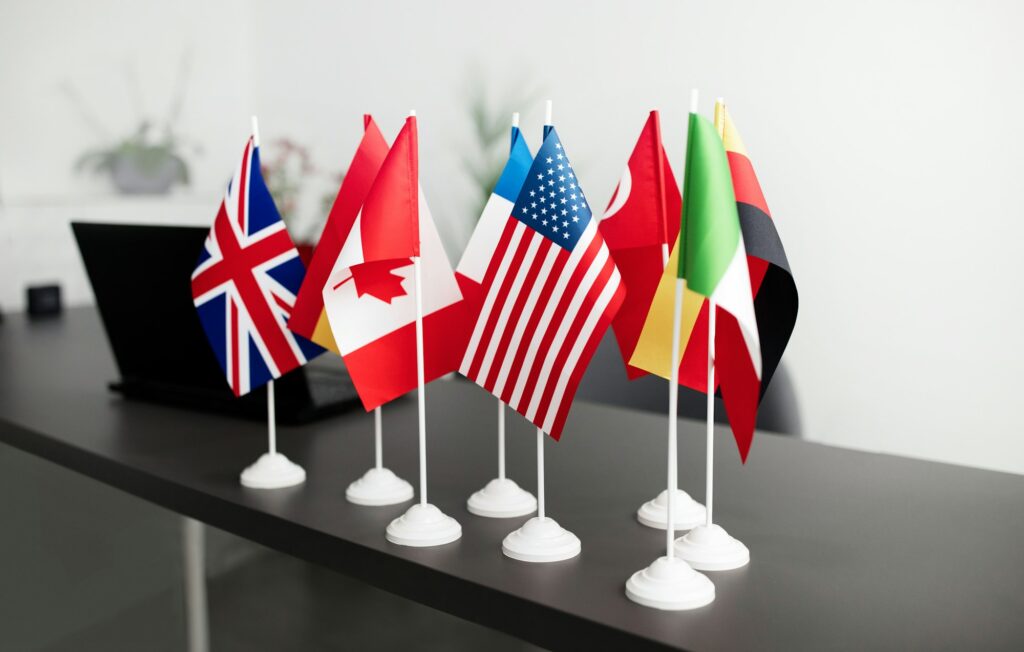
[
  {"xmin": 322, "ymin": 116, "xmax": 465, "ymax": 411},
  {"xmin": 459, "ymin": 125, "xmax": 624, "ymax": 439}
]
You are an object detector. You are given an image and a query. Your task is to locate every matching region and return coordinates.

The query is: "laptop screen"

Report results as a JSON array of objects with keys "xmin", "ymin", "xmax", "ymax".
[{"xmin": 72, "ymin": 222, "xmax": 234, "ymax": 397}]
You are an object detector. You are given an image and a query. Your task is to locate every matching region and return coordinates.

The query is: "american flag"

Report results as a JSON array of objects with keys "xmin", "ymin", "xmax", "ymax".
[
  {"xmin": 191, "ymin": 137, "xmax": 323, "ymax": 397},
  {"xmin": 460, "ymin": 126, "xmax": 624, "ymax": 439}
]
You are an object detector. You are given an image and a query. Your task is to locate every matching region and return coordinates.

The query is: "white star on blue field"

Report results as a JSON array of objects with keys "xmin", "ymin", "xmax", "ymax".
[{"xmin": 511, "ymin": 127, "xmax": 591, "ymax": 251}]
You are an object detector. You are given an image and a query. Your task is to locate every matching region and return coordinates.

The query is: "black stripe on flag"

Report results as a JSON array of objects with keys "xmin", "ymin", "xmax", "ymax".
[{"xmin": 738, "ymin": 201, "xmax": 798, "ymax": 399}]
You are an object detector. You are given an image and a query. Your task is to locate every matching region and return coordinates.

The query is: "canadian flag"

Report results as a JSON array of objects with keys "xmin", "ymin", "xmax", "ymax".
[{"xmin": 322, "ymin": 115, "xmax": 465, "ymax": 411}]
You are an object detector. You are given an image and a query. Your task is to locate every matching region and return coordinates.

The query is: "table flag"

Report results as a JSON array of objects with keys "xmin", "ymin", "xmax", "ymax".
[
  {"xmin": 459, "ymin": 124, "xmax": 624, "ymax": 439},
  {"xmin": 716, "ymin": 103, "xmax": 799, "ymax": 401},
  {"xmin": 630, "ymin": 109, "xmax": 762, "ymax": 460},
  {"xmin": 191, "ymin": 136, "xmax": 324, "ymax": 397},
  {"xmin": 289, "ymin": 115, "xmax": 389, "ymax": 353},
  {"xmin": 322, "ymin": 116, "xmax": 464, "ymax": 411},
  {"xmin": 600, "ymin": 110, "xmax": 694, "ymax": 380}
]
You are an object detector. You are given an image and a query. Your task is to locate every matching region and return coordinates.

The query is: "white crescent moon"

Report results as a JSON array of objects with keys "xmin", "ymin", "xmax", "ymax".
[{"xmin": 602, "ymin": 166, "xmax": 632, "ymax": 221}]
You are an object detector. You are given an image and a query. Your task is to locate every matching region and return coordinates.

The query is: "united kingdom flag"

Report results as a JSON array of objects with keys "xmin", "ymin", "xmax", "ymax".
[{"xmin": 192, "ymin": 137, "xmax": 324, "ymax": 397}]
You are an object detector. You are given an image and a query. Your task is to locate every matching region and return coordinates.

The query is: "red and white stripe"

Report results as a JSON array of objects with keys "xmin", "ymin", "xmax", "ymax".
[{"xmin": 460, "ymin": 218, "xmax": 623, "ymax": 439}]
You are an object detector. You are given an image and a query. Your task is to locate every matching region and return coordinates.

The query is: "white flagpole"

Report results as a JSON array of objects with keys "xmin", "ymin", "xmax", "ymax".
[
  {"xmin": 238, "ymin": 114, "xmax": 305, "ymax": 490},
  {"xmin": 536, "ymin": 427, "xmax": 545, "ymax": 520},
  {"xmin": 411, "ymin": 143, "xmax": 428, "ymax": 507},
  {"xmin": 705, "ymin": 98, "xmax": 725, "ymax": 527},
  {"xmin": 340, "ymin": 116, "xmax": 412, "ymax": 507},
  {"xmin": 409, "ymin": 109, "xmax": 429, "ymax": 508},
  {"xmin": 667, "ymin": 278, "xmax": 684, "ymax": 557},
  {"xmin": 654, "ymin": 109, "xmax": 671, "ymax": 269},
  {"xmin": 252, "ymin": 114, "xmax": 277, "ymax": 459},
  {"xmin": 414, "ymin": 254, "xmax": 427, "ymax": 506},
  {"xmin": 658, "ymin": 104, "xmax": 679, "ymax": 558},
  {"xmin": 346, "ymin": 404, "xmax": 413, "ymax": 505},
  {"xmin": 498, "ymin": 97, "xmax": 579, "ymax": 562},
  {"xmin": 385, "ymin": 110, "xmax": 460, "ymax": 546},
  {"xmin": 497, "ymin": 111, "xmax": 519, "ymax": 485},
  {"xmin": 465, "ymin": 109, "xmax": 537, "ymax": 519},
  {"xmin": 374, "ymin": 407, "xmax": 383, "ymax": 470},
  {"xmin": 705, "ymin": 302, "xmax": 716, "ymax": 526},
  {"xmin": 624, "ymin": 89, "xmax": 714, "ymax": 610},
  {"xmin": 673, "ymin": 94, "xmax": 748, "ymax": 571},
  {"xmin": 536, "ymin": 98, "xmax": 553, "ymax": 524},
  {"xmin": 498, "ymin": 402, "xmax": 506, "ymax": 480},
  {"xmin": 635, "ymin": 111, "xmax": 704, "ymax": 532},
  {"xmin": 267, "ymin": 380, "xmax": 277, "ymax": 455}
]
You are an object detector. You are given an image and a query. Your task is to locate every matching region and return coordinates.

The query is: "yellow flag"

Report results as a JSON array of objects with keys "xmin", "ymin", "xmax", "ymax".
[
  {"xmin": 310, "ymin": 310, "xmax": 339, "ymax": 354},
  {"xmin": 627, "ymin": 241, "xmax": 705, "ymax": 380}
]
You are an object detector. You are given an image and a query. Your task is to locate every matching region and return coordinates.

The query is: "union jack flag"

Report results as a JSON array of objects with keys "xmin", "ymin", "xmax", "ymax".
[
  {"xmin": 192, "ymin": 137, "xmax": 323, "ymax": 397},
  {"xmin": 460, "ymin": 125, "xmax": 624, "ymax": 439}
]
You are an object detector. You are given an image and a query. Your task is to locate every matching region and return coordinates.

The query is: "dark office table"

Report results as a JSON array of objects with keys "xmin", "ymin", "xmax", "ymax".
[{"xmin": 1, "ymin": 307, "xmax": 1022, "ymax": 651}]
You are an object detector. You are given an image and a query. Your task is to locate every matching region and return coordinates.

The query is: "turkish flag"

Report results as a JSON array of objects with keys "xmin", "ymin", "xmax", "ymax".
[
  {"xmin": 599, "ymin": 111, "xmax": 681, "ymax": 379},
  {"xmin": 321, "ymin": 116, "xmax": 465, "ymax": 411}
]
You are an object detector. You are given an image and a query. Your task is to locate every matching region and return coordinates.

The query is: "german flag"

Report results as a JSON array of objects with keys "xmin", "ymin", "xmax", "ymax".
[{"xmin": 716, "ymin": 101, "xmax": 798, "ymax": 400}]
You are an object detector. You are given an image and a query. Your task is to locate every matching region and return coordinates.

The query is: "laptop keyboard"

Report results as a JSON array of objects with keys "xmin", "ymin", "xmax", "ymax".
[{"xmin": 304, "ymin": 366, "xmax": 359, "ymax": 407}]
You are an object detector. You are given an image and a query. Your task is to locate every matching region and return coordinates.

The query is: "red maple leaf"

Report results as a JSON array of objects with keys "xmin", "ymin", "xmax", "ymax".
[{"xmin": 334, "ymin": 259, "xmax": 410, "ymax": 304}]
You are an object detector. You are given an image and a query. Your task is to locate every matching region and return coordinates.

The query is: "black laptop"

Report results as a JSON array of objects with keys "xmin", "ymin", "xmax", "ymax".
[{"xmin": 72, "ymin": 222, "xmax": 360, "ymax": 423}]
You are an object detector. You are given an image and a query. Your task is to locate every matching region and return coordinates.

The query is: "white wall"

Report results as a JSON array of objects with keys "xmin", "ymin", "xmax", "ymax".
[
  {"xmin": 0, "ymin": 0, "xmax": 253, "ymax": 307},
  {"xmin": 3, "ymin": 0, "xmax": 1023, "ymax": 475}
]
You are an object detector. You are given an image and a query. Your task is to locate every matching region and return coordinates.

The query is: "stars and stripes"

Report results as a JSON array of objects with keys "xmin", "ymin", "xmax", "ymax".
[
  {"xmin": 514, "ymin": 138, "xmax": 589, "ymax": 248},
  {"xmin": 192, "ymin": 138, "xmax": 323, "ymax": 397},
  {"xmin": 460, "ymin": 126, "xmax": 624, "ymax": 439}
]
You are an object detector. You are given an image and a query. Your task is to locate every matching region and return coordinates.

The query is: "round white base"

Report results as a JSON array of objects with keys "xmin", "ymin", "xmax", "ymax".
[
  {"xmin": 674, "ymin": 523, "xmax": 750, "ymax": 571},
  {"xmin": 386, "ymin": 503, "xmax": 461, "ymax": 547},
  {"xmin": 467, "ymin": 478, "xmax": 538, "ymax": 518},
  {"xmin": 625, "ymin": 556, "xmax": 715, "ymax": 610},
  {"xmin": 346, "ymin": 467, "xmax": 414, "ymax": 506},
  {"xmin": 636, "ymin": 489, "xmax": 707, "ymax": 530},
  {"xmin": 240, "ymin": 452, "xmax": 306, "ymax": 489},
  {"xmin": 502, "ymin": 516, "xmax": 581, "ymax": 563}
]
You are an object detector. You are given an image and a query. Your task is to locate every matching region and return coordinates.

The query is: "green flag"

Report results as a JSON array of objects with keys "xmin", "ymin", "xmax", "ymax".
[
  {"xmin": 679, "ymin": 107, "xmax": 762, "ymax": 462},
  {"xmin": 631, "ymin": 103, "xmax": 769, "ymax": 462},
  {"xmin": 678, "ymin": 112, "xmax": 741, "ymax": 294}
]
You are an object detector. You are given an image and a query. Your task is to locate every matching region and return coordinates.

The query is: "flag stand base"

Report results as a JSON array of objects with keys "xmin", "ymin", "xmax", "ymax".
[
  {"xmin": 625, "ymin": 555, "xmax": 715, "ymax": 610},
  {"xmin": 386, "ymin": 503, "xmax": 461, "ymax": 547},
  {"xmin": 346, "ymin": 467, "xmax": 414, "ymax": 506},
  {"xmin": 637, "ymin": 489, "xmax": 707, "ymax": 530},
  {"xmin": 502, "ymin": 516, "xmax": 580, "ymax": 563},
  {"xmin": 240, "ymin": 452, "xmax": 306, "ymax": 489},
  {"xmin": 467, "ymin": 478, "xmax": 537, "ymax": 518},
  {"xmin": 674, "ymin": 523, "xmax": 750, "ymax": 571}
]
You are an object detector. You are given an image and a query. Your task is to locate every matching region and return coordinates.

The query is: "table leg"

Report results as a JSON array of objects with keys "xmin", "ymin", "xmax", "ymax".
[{"xmin": 181, "ymin": 517, "xmax": 209, "ymax": 652}]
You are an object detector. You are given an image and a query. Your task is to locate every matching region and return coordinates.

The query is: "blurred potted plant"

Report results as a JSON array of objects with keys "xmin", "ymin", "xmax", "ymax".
[
  {"xmin": 66, "ymin": 52, "xmax": 198, "ymax": 195},
  {"xmin": 461, "ymin": 70, "xmax": 544, "ymax": 220},
  {"xmin": 260, "ymin": 138, "xmax": 315, "ymax": 263},
  {"xmin": 260, "ymin": 138, "xmax": 312, "ymax": 228},
  {"xmin": 260, "ymin": 138, "xmax": 346, "ymax": 262},
  {"xmin": 75, "ymin": 120, "xmax": 190, "ymax": 194}
]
